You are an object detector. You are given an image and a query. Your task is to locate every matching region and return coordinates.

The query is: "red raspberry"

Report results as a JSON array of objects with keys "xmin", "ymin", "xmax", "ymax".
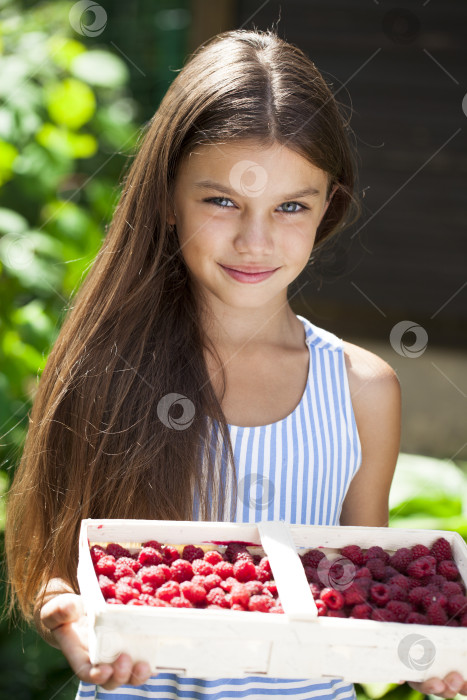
[
  {"xmin": 411, "ymin": 544, "xmax": 431, "ymax": 560},
  {"xmin": 437, "ymin": 560, "xmax": 459, "ymax": 580},
  {"xmin": 366, "ymin": 546, "xmax": 390, "ymax": 564},
  {"xmin": 230, "ymin": 583, "xmax": 251, "ymax": 607},
  {"xmin": 170, "ymin": 596, "xmax": 193, "ymax": 608},
  {"xmin": 191, "ymin": 574, "xmax": 206, "ymax": 587},
  {"xmin": 354, "ymin": 577, "xmax": 372, "ymax": 593},
  {"xmin": 231, "ymin": 603, "xmax": 247, "ymax": 611},
  {"xmin": 389, "ymin": 548, "xmax": 413, "ymax": 573},
  {"xmin": 383, "ymin": 566, "xmax": 399, "ymax": 581},
  {"xmin": 406, "ymin": 556, "xmax": 437, "ymax": 579},
  {"xmin": 162, "ymin": 545, "xmax": 180, "ymax": 565},
  {"xmin": 369, "ymin": 583, "xmax": 390, "ymax": 606},
  {"xmin": 366, "ymin": 558, "xmax": 386, "ymax": 581},
  {"xmin": 180, "ymin": 581, "xmax": 207, "ymax": 604},
  {"xmin": 315, "ymin": 599, "xmax": 328, "ymax": 616},
  {"xmin": 106, "ymin": 598, "xmax": 120, "ymax": 605},
  {"xmin": 118, "ymin": 576, "xmax": 142, "ymax": 592},
  {"xmin": 388, "ymin": 584, "xmax": 407, "ymax": 602},
  {"xmin": 206, "ymin": 587, "xmax": 229, "ymax": 608},
  {"xmin": 320, "ymin": 588, "xmax": 345, "ymax": 610},
  {"xmin": 355, "ymin": 567, "xmax": 371, "ymax": 579},
  {"xmin": 203, "ymin": 573, "xmax": 222, "ymax": 591},
  {"xmin": 138, "ymin": 565, "xmax": 168, "ymax": 589},
  {"xmin": 343, "ymin": 583, "xmax": 367, "ymax": 605},
  {"xmin": 127, "ymin": 599, "xmax": 145, "ymax": 606},
  {"xmin": 340, "ymin": 545, "xmax": 365, "ymax": 566},
  {"xmin": 371, "ymin": 608, "xmax": 397, "ymax": 622},
  {"xmin": 156, "ymin": 580, "xmax": 180, "ymax": 602},
  {"xmin": 95, "ymin": 555, "xmax": 116, "ymax": 579},
  {"xmin": 152, "ymin": 598, "xmax": 170, "ymax": 607},
  {"xmin": 90, "ymin": 545, "xmax": 106, "ymax": 564},
  {"xmin": 270, "ymin": 603, "xmax": 284, "ymax": 614},
  {"xmin": 304, "ymin": 566, "xmax": 320, "ymax": 584},
  {"xmin": 442, "ymin": 581, "xmax": 464, "ymax": 597},
  {"xmin": 98, "ymin": 575, "xmax": 116, "ymax": 599},
  {"xmin": 106, "ymin": 543, "xmax": 131, "ymax": 559},
  {"xmin": 204, "ymin": 550, "xmax": 223, "ymax": 565},
  {"xmin": 214, "ymin": 561, "xmax": 234, "ymax": 580},
  {"xmin": 192, "ymin": 559, "xmax": 214, "ymax": 577},
  {"xmin": 170, "ymin": 559, "xmax": 193, "ymax": 583},
  {"xmin": 138, "ymin": 547, "xmax": 163, "ymax": 566},
  {"xmin": 182, "ymin": 544, "xmax": 205, "ymax": 563},
  {"xmin": 350, "ymin": 603, "xmax": 372, "ymax": 619},
  {"xmin": 258, "ymin": 557, "xmax": 272, "ymax": 575},
  {"xmin": 406, "ymin": 612, "xmax": 429, "ymax": 624},
  {"xmin": 302, "ymin": 549, "xmax": 326, "ymax": 568},
  {"xmin": 256, "ymin": 565, "xmax": 271, "ymax": 583},
  {"xmin": 427, "ymin": 602, "xmax": 448, "ymax": 625},
  {"xmin": 233, "ymin": 559, "xmax": 256, "ymax": 583},
  {"xmin": 142, "ymin": 540, "xmax": 163, "ymax": 551},
  {"xmin": 248, "ymin": 595, "xmax": 274, "ymax": 612},
  {"xmin": 327, "ymin": 610, "xmax": 346, "ymax": 618},
  {"xmin": 420, "ymin": 590, "xmax": 448, "ymax": 611},
  {"xmin": 427, "ymin": 574, "xmax": 446, "ymax": 588},
  {"xmin": 263, "ymin": 581, "xmax": 278, "ymax": 597},
  {"xmin": 225, "ymin": 543, "xmax": 251, "ymax": 563},
  {"xmin": 244, "ymin": 580, "xmax": 264, "ymax": 596},
  {"xmin": 460, "ymin": 613, "xmax": 467, "ymax": 627},
  {"xmin": 446, "ymin": 619, "xmax": 460, "ymax": 627},
  {"xmin": 309, "ymin": 583, "xmax": 321, "ymax": 599},
  {"xmin": 389, "ymin": 574, "xmax": 410, "ymax": 591},
  {"xmin": 408, "ymin": 586, "xmax": 430, "ymax": 608},
  {"xmin": 220, "ymin": 576, "xmax": 237, "ymax": 592},
  {"xmin": 115, "ymin": 582, "xmax": 139, "ymax": 604},
  {"xmin": 140, "ymin": 582, "xmax": 156, "ymax": 596},
  {"xmin": 447, "ymin": 594, "xmax": 467, "ymax": 617},
  {"xmin": 386, "ymin": 600, "xmax": 412, "ymax": 622},
  {"xmin": 252, "ymin": 554, "xmax": 262, "ymax": 566},
  {"xmin": 431, "ymin": 537, "xmax": 453, "ymax": 562},
  {"xmin": 114, "ymin": 560, "xmax": 136, "ymax": 581},
  {"xmin": 138, "ymin": 593, "xmax": 158, "ymax": 606}
]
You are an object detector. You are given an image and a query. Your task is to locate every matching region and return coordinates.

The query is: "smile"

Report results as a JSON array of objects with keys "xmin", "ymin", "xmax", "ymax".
[{"xmin": 219, "ymin": 264, "xmax": 279, "ymax": 284}]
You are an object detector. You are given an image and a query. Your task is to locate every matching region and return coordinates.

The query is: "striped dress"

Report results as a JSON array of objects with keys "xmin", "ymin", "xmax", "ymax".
[{"xmin": 77, "ymin": 314, "xmax": 362, "ymax": 700}]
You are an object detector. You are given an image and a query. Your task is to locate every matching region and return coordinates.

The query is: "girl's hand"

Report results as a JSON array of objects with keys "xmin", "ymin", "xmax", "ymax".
[
  {"xmin": 40, "ymin": 593, "xmax": 152, "ymax": 690},
  {"xmin": 400, "ymin": 673, "xmax": 467, "ymax": 697}
]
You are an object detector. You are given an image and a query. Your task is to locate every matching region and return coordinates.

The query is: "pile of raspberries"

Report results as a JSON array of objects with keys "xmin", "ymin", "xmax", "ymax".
[
  {"xmin": 301, "ymin": 537, "xmax": 467, "ymax": 626},
  {"xmin": 91, "ymin": 540, "xmax": 283, "ymax": 613}
]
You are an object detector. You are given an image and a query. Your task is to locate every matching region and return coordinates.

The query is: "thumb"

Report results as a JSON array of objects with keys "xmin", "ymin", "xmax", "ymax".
[{"xmin": 41, "ymin": 593, "xmax": 85, "ymax": 631}]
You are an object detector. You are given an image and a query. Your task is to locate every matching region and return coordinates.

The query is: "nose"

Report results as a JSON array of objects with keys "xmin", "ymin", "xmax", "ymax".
[{"xmin": 233, "ymin": 216, "xmax": 274, "ymax": 254}]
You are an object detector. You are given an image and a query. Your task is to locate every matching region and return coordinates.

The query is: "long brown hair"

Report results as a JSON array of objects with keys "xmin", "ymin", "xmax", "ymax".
[{"xmin": 6, "ymin": 28, "xmax": 361, "ymax": 620}]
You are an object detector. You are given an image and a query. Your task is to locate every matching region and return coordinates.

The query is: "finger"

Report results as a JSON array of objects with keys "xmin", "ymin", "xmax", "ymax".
[
  {"xmin": 128, "ymin": 661, "xmax": 152, "ymax": 686},
  {"xmin": 419, "ymin": 678, "xmax": 446, "ymax": 696},
  {"xmin": 101, "ymin": 653, "xmax": 133, "ymax": 691},
  {"xmin": 444, "ymin": 673, "xmax": 464, "ymax": 697},
  {"xmin": 40, "ymin": 594, "xmax": 84, "ymax": 631},
  {"xmin": 56, "ymin": 629, "xmax": 113, "ymax": 685}
]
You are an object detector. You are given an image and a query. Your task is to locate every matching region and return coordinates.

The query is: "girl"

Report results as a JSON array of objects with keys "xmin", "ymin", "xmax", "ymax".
[{"xmin": 6, "ymin": 27, "xmax": 465, "ymax": 700}]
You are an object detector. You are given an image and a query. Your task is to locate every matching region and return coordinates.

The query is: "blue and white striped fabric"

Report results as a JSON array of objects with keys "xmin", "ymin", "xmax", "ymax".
[{"xmin": 77, "ymin": 315, "xmax": 362, "ymax": 700}]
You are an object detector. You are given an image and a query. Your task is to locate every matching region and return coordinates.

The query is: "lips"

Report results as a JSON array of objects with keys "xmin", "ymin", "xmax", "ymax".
[
  {"xmin": 219, "ymin": 264, "xmax": 279, "ymax": 284},
  {"xmin": 221, "ymin": 265, "xmax": 278, "ymax": 273}
]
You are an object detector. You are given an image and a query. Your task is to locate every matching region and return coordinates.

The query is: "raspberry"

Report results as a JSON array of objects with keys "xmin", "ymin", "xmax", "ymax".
[
  {"xmin": 138, "ymin": 547, "xmax": 163, "ymax": 566},
  {"xmin": 98, "ymin": 575, "xmax": 116, "ymax": 599},
  {"xmin": 244, "ymin": 580, "xmax": 264, "ymax": 596},
  {"xmin": 142, "ymin": 540, "xmax": 163, "ymax": 551},
  {"xmin": 389, "ymin": 574, "xmax": 410, "ymax": 591},
  {"xmin": 214, "ymin": 561, "xmax": 234, "ymax": 580},
  {"xmin": 389, "ymin": 548, "xmax": 413, "ymax": 573},
  {"xmin": 340, "ymin": 545, "xmax": 365, "ymax": 566},
  {"xmin": 90, "ymin": 545, "xmax": 106, "ymax": 564},
  {"xmin": 343, "ymin": 583, "xmax": 367, "ymax": 605},
  {"xmin": 406, "ymin": 612, "xmax": 429, "ymax": 624},
  {"xmin": 220, "ymin": 576, "xmax": 237, "ymax": 592},
  {"xmin": 204, "ymin": 550, "xmax": 223, "ymax": 565},
  {"xmin": 170, "ymin": 559, "xmax": 193, "ymax": 583},
  {"xmin": 206, "ymin": 587, "xmax": 229, "ymax": 608},
  {"xmin": 427, "ymin": 602, "xmax": 448, "ymax": 625},
  {"xmin": 263, "ymin": 581, "xmax": 278, "ymax": 597},
  {"xmin": 171, "ymin": 596, "xmax": 193, "ymax": 608},
  {"xmin": 231, "ymin": 603, "xmax": 247, "ymax": 611},
  {"xmin": 140, "ymin": 582, "xmax": 156, "ymax": 596},
  {"xmin": 369, "ymin": 583, "xmax": 390, "ymax": 606},
  {"xmin": 371, "ymin": 608, "xmax": 397, "ymax": 622},
  {"xmin": 411, "ymin": 544, "xmax": 431, "ymax": 560},
  {"xmin": 366, "ymin": 546, "xmax": 389, "ymax": 564},
  {"xmin": 327, "ymin": 610, "xmax": 346, "ymax": 618},
  {"xmin": 355, "ymin": 567, "xmax": 371, "ymax": 579},
  {"xmin": 152, "ymin": 598, "xmax": 170, "ymax": 607},
  {"xmin": 302, "ymin": 549, "xmax": 326, "ymax": 568},
  {"xmin": 127, "ymin": 599, "xmax": 145, "ymax": 606},
  {"xmin": 115, "ymin": 582, "xmax": 139, "ymax": 604},
  {"xmin": 258, "ymin": 557, "xmax": 272, "ymax": 575},
  {"xmin": 106, "ymin": 543, "xmax": 131, "ymax": 559},
  {"xmin": 408, "ymin": 587, "xmax": 430, "ymax": 607},
  {"xmin": 138, "ymin": 593, "xmax": 158, "ymax": 606},
  {"xmin": 437, "ymin": 560, "xmax": 459, "ymax": 581},
  {"xmin": 406, "ymin": 556, "xmax": 437, "ymax": 579},
  {"xmin": 431, "ymin": 537, "xmax": 453, "ymax": 562},
  {"xmin": 256, "ymin": 565, "xmax": 271, "ymax": 583},
  {"xmin": 320, "ymin": 588, "xmax": 345, "ymax": 610},
  {"xmin": 386, "ymin": 600, "xmax": 412, "ymax": 622},
  {"xmin": 427, "ymin": 574, "xmax": 446, "ymax": 588},
  {"xmin": 388, "ymin": 584, "xmax": 407, "ymax": 602},
  {"xmin": 248, "ymin": 595, "xmax": 274, "ymax": 612},
  {"xmin": 366, "ymin": 558, "xmax": 386, "ymax": 581},
  {"xmin": 118, "ymin": 576, "xmax": 142, "ymax": 592},
  {"xmin": 162, "ymin": 545, "xmax": 180, "ymax": 565},
  {"xmin": 447, "ymin": 594, "xmax": 467, "ymax": 617},
  {"xmin": 460, "ymin": 613, "xmax": 467, "ymax": 627},
  {"xmin": 225, "ymin": 543, "xmax": 252, "ymax": 563},
  {"xmin": 383, "ymin": 566, "xmax": 399, "ymax": 581},
  {"xmin": 95, "ymin": 555, "xmax": 116, "ymax": 579},
  {"xmin": 442, "ymin": 581, "xmax": 464, "ymax": 597},
  {"xmin": 180, "ymin": 581, "xmax": 207, "ymax": 604},
  {"xmin": 156, "ymin": 581, "xmax": 180, "ymax": 602},
  {"xmin": 354, "ymin": 577, "xmax": 372, "ymax": 592},
  {"xmin": 106, "ymin": 598, "xmax": 120, "ymax": 605},
  {"xmin": 420, "ymin": 590, "xmax": 448, "ymax": 611},
  {"xmin": 350, "ymin": 603, "xmax": 372, "ymax": 619},
  {"xmin": 192, "ymin": 559, "xmax": 214, "ymax": 577},
  {"xmin": 309, "ymin": 583, "xmax": 321, "ymax": 599},
  {"xmin": 182, "ymin": 544, "xmax": 205, "ymax": 563},
  {"xmin": 304, "ymin": 566, "xmax": 320, "ymax": 584},
  {"xmin": 230, "ymin": 583, "xmax": 251, "ymax": 607},
  {"xmin": 203, "ymin": 573, "xmax": 222, "ymax": 591},
  {"xmin": 446, "ymin": 619, "xmax": 459, "ymax": 627},
  {"xmin": 315, "ymin": 600, "xmax": 328, "ymax": 616},
  {"xmin": 138, "ymin": 565, "xmax": 169, "ymax": 589},
  {"xmin": 233, "ymin": 559, "xmax": 256, "ymax": 583},
  {"xmin": 270, "ymin": 603, "xmax": 284, "ymax": 614},
  {"xmin": 114, "ymin": 560, "xmax": 136, "ymax": 581}
]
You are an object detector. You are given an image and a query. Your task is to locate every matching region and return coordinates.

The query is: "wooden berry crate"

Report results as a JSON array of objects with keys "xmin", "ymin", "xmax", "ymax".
[{"xmin": 78, "ymin": 519, "xmax": 467, "ymax": 683}]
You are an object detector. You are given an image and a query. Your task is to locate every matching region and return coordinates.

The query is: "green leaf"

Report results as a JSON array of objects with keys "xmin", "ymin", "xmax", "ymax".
[
  {"xmin": 0, "ymin": 139, "xmax": 18, "ymax": 186},
  {"xmin": 0, "ymin": 208, "xmax": 28, "ymax": 236},
  {"xmin": 36, "ymin": 123, "xmax": 98, "ymax": 159},
  {"xmin": 45, "ymin": 78, "xmax": 96, "ymax": 129},
  {"xmin": 71, "ymin": 49, "xmax": 130, "ymax": 88},
  {"xmin": 47, "ymin": 36, "xmax": 86, "ymax": 70}
]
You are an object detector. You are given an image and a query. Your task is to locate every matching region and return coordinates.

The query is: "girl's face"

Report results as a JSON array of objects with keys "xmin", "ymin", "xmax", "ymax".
[{"xmin": 169, "ymin": 140, "xmax": 335, "ymax": 312}]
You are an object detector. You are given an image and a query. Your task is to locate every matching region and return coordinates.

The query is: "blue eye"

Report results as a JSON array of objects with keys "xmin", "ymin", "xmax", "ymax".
[{"xmin": 203, "ymin": 197, "xmax": 308, "ymax": 214}]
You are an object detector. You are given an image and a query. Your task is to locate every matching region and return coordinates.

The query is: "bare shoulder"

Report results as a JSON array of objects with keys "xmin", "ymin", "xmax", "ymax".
[{"xmin": 342, "ymin": 339, "xmax": 400, "ymax": 392}]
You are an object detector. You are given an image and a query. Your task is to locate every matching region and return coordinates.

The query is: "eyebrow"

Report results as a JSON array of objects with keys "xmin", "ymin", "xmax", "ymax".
[{"xmin": 193, "ymin": 179, "xmax": 321, "ymax": 199}]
